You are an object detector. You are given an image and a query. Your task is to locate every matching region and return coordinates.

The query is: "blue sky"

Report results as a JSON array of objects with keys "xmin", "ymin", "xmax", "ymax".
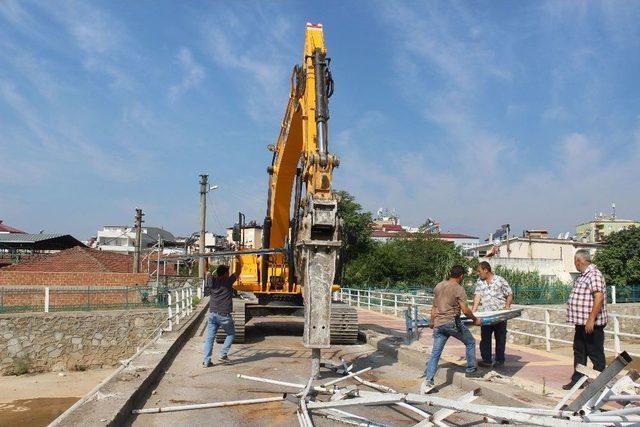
[{"xmin": 1, "ymin": 1, "xmax": 639, "ymax": 240}]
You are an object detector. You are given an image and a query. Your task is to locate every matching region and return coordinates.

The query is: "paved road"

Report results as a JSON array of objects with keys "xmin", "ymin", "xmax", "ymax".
[{"xmin": 130, "ymin": 316, "xmax": 488, "ymax": 426}]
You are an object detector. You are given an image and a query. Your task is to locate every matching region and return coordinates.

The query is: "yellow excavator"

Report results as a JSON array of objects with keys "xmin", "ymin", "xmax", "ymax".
[{"xmin": 216, "ymin": 24, "xmax": 358, "ymax": 368}]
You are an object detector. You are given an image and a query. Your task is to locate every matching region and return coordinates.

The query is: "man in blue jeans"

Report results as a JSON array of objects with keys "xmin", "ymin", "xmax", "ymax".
[
  {"xmin": 203, "ymin": 264, "xmax": 238, "ymax": 367},
  {"xmin": 421, "ymin": 265, "xmax": 482, "ymax": 394}
]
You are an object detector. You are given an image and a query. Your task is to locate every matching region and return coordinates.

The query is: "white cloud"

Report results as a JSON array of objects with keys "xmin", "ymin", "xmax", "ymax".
[
  {"xmin": 200, "ymin": 6, "xmax": 297, "ymax": 122},
  {"xmin": 169, "ymin": 47, "xmax": 205, "ymax": 101}
]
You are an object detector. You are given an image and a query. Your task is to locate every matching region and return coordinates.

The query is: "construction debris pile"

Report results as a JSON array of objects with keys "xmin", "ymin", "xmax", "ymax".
[{"xmin": 133, "ymin": 351, "xmax": 640, "ymax": 426}]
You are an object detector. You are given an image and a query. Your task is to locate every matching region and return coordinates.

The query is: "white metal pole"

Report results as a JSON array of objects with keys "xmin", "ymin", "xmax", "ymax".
[
  {"xmin": 181, "ymin": 288, "xmax": 186, "ymax": 318},
  {"xmin": 132, "ymin": 396, "xmax": 285, "ymax": 414},
  {"xmin": 367, "ymin": 289, "xmax": 371, "ymax": 309},
  {"xmin": 612, "ymin": 285, "xmax": 616, "ymax": 304},
  {"xmin": 44, "ymin": 287, "xmax": 50, "ymax": 313},
  {"xmin": 544, "ymin": 309, "xmax": 551, "ymax": 352},
  {"xmin": 167, "ymin": 293, "xmax": 173, "ymax": 332},
  {"xmin": 379, "ymin": 291, "xmax": 383, "ymax": 312},
  {"xmin": 613, "ymin": 315, "xmax": 621, "ymax": 354},
  {"xmin": 175, "ymin": 291, "xmax": 180, "ymax": 325},
  {"xmin": 394, "ymin": 294, "xmax": 398, "ymax": 317},
  {"xmin": 322, "ymin": 367, "xmax": 372, "ymax": 387}
]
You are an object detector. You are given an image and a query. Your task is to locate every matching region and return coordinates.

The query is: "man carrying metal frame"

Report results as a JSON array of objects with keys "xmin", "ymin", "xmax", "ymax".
[{"xmin": 421, "ymin": 265, "xmax": 482, "ymax": 394}]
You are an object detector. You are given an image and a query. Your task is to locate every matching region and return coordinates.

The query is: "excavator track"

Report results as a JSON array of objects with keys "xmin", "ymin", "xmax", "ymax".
[
  {"xmin": 215, "ymin": 299, "xmax": 246, "ymax": 344},
  {"xmin": 330, "ymin": 302, "xmax": 358, "ymax": 344}
]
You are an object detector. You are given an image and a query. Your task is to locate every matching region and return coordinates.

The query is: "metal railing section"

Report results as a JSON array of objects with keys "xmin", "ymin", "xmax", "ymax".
[
  {"xmin": 337, "ymin": 288, "xmax": 640, "ymax": 358},
  {"xmin": 0, "ymin": 283, "xmax": 199, "ymax": 314},
  {"xmin": 165, "ymin": 285, "xmax": 198, "ymax": 332}
]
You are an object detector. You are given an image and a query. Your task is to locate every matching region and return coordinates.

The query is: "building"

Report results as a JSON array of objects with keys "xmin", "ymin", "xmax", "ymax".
[
  {"xmin": 576, "ymin": 211, "xmax": 639, "ymax": 243},
  {"xmin": 471, "ymin": 236, "xmax": 601, "ymax": 282},
  {"xmin": 96, "ymin": 226, "xmax": 176, "ymax": 253},
  {"xmin": 225, "ymin": 222, "xmax": 263, "ymax": 249},
  {"xmin": 0, "ymin": 246, "xmax": 149, "ymax": 286},
  {"xmin": 0, "ymin": 220, "xmax": 25, "ymax": 234},
  {"xmin": 371, "ymin": 221, "xmax": 479, "ymax": 250},
  {"xmin": 371, "ymin": 224, "xmax": 406, "ymax": 242},
  {"xmin": 205, "ymin": 232, "xmax": 228, "ymax": 251},
  {"xmin": 439, "ymin": 233, "xmax": 480, "ymax": 251}
]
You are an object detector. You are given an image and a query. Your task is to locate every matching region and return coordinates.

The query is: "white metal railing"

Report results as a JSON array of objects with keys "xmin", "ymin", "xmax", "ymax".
[
  {"xmin": 166, "ymin": 285, "xmax": 196, "ymax": 332},
  {"xmin": 337, "ymin": 288, "xmax": 640, "ymax": 358}
]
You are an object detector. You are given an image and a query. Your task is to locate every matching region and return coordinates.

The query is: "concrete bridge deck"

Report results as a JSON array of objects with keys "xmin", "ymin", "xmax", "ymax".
[
  {"xmin": 128, "ymin": 316, "xmax": 491, "ymax": 427},
  {"xmin": 54, "ymin": 303, "xmax": 594, "ymax": 426}
]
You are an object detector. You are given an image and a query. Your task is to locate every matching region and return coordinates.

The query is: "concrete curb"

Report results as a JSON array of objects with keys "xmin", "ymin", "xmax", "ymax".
[
  {"xmin": 59, "ymin": 301, "xmax": 210, "ymax": 426},
  {"xmin": 359, "ymin": 329, "xmax": 555, "ymax": 407}
]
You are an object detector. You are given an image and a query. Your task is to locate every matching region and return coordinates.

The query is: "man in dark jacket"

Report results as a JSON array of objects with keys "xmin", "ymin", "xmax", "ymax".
[{"xmin": 203, "ymin": 264, "xmax": 238, "ymax": 367}]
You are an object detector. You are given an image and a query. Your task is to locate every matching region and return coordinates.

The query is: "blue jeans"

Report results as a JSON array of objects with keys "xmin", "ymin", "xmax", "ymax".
[
  {"xmin": 203, "ymin": 312, "xmax": 235, "ymax": 364},
  {"xmin": 425, "ymin": 321, "xmax": 476, "ymax": 382}
]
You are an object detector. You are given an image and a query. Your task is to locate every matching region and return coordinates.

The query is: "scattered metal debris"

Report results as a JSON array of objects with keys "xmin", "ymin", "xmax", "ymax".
[{"xmin": 132, "ymin": 351, "xmax": 640, "ymax": 426}]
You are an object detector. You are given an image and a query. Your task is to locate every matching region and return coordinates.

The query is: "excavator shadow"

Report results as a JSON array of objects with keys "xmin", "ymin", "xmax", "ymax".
[{"xmin": 242, "ymin": 317, "xmax": 305, "ymax": 344}]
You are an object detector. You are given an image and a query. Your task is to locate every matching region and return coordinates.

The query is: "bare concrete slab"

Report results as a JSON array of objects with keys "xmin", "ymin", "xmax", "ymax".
[{"xmin": 128, "ymin": 316, "xmax": 491, "ymax": 426}]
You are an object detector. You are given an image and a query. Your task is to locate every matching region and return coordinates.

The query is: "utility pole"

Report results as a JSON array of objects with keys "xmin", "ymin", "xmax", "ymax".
[
  {"xmin": 199, "ymin": 175, "xmax": 208, "ymax": 288},
  {"xmin": 133, "ymin": 208, "xmax": 144, "ymax": 273}
]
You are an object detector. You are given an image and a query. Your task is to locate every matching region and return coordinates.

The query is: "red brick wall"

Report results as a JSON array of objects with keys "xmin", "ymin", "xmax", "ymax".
[
  {"xmin": 0, "ymin": 286, "xmax": 151, "ymax": 308},
  {"xmin": 0, "ymin": 271, "xmax": 149, "ymax": 286}
]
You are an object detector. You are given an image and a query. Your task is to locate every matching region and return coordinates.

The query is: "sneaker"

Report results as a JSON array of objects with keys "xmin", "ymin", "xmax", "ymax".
[
  {"xmin": 218, "ymin": 355, "xmax": 230, "ymax": 363},
  {"xmin": 465, "ymin": 370, "xmax": 483, "ymax": 379},
  {"xmin": 494, "ymin": 360, "xmax": 505, "ymax": 367},
  {"xmin": 202, "ymin": 361, "xmax": 214, "ymax": 368},
  {"xmin": 478, "ymin": 360, "xmax": 493, "ymax": 368},
  {"xmin": 420, "ymin": 379, "xmax": 435, "ymax": 395}
]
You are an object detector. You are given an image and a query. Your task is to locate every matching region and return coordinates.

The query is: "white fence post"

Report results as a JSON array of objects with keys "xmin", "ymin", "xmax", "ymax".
[
  {"xmin": 394, "ymin": 294, "xmax": 398, "ymax": 317},
  {"xmin": 175, "ymin": 291, "xmax": 180, "ymax": 325},
  {"xmin": 44, "ymin": 287, "xmax": 50, "ymax": 313},
  {"xmin": 613, "ymin": 315, "xmax": 621, "ymax": 354},
  {"xmin": 544, "ymin": 309, "xmax": 551, "ymax": 352},
  {"xmin": 167, "ymin": 293, "xmax": 173, "ymax": 331},
  {"xmin": 367, "ymin": 290, "xmax": 371, "ymax": 309},
  {"xmin": 181, "ymin": 288, "xmax": 186, "ymax": 318},
  {"xmin": 612, "ymin": 286, "xmax": 617, "ymax": 305},
  {"xmin": 357, "ymin": 290, "xmax": 361, "ymax": 308},
  {"xmin": 379, "ymin": 291, "xmax": 383, "ymax": 313}
]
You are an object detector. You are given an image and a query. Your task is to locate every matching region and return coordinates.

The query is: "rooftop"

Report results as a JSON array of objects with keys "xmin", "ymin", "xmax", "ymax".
[
  {"xmin": 0, "ymin": 233, "xmax": 84, "ymax": 251},
  {"xmin": 0, "ymin": 220, "xmax": 25, "ymax": 234},
  {"xmin": 1, "ymin": 246, "xmax": 134, "ymax": 273}
]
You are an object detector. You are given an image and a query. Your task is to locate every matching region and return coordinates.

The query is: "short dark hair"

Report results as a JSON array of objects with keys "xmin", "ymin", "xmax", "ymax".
[
  {"xmin": 478, "ymin": 261, "xmax": 492, "ymax": 272},
  {"xmin": 449, "ymin": 265, "xmax": 466, "ymax": 279},
  {"xmin": 216, "ymin": 265, "xmax": 230, "ymax": 276}
]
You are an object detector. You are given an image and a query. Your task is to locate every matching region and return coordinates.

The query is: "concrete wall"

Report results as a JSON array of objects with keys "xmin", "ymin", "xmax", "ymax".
[
  {"xmin": 0, "ymin": 271, "xmax": 149, "ymax": 286},
  {"xmin": 0, "ymin": 309, "xmax": 166, "ymax": 375}
]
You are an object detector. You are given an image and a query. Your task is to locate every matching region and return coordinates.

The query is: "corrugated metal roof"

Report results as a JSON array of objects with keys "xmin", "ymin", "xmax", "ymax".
[{"xmin": 0, "ymin": 233, "xmax": 68, "ymax": 243}]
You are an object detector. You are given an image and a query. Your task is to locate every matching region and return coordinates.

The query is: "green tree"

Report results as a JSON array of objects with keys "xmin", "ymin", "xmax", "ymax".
[
  {"xmin": 343, "ymin": 233, "xmax": 468, "ymax": 288},
  {"xmin": 336, "ymin": 190, "xmax": 374, "ymax": 264},
  {"xmin": 594, "ymin": 226, "xmax": 640, "ymax": 287}
]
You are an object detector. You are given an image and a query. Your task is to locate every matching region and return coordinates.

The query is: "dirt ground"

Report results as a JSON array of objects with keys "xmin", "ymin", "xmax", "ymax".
[
  {"xmin": 0, "ymin": 368, "xmax": 115, "ymax": 427},
  {"xmin": 129, "ymin": 316, "xmax": 490, "ymax": 426}
]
